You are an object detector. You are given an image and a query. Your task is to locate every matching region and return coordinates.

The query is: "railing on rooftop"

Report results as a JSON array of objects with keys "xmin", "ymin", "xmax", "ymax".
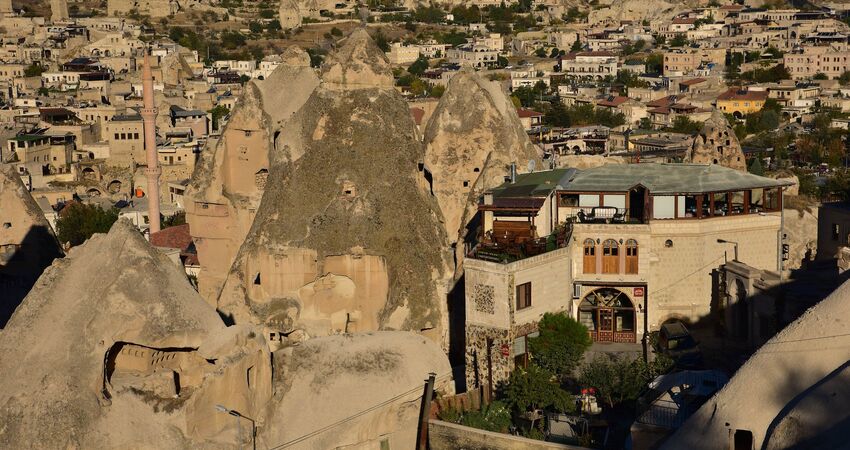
[
  {"xmin": 469, "ymin": 222, "xmax": 573, "ymax": 264},
  {"xmin": 562, "ymin": 207, "xmax": 646, "ymax": 225}
]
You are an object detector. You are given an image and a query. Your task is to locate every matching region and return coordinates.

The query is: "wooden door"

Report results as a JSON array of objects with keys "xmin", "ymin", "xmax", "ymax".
[
  {"xmin": 597, "ymin": 308, "xmax": 614, "ymax": 342},
  {"xmin": 583, "ymin": 239, "xmax": 596, "ymax": 274},
  {"xmin": 602, "ymin": 239, "xmax": 619, "ymax": 274},
  {"xmin": 625, "ymin": 239, "xmax": 639, "ymax": 274}
]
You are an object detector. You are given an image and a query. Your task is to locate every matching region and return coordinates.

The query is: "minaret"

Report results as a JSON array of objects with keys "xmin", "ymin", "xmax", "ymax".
[
  {"xmin": 51, "ymin": 0, "xmax": 69, "ymax": 22},
  {"xmin": 142, "ymin": 49, "xmax": 161, "ymax": 234}
]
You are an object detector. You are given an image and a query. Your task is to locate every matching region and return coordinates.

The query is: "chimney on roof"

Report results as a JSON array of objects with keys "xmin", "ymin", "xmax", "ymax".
[{"xmin": 510, "ymin": 163, "xmax": 517, "ymax": 184}]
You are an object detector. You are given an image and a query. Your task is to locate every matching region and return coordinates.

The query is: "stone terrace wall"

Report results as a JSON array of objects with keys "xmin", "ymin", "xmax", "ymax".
[{"xmin": 429, "ymin": 420, "xmax": 588, "ymax": 450}]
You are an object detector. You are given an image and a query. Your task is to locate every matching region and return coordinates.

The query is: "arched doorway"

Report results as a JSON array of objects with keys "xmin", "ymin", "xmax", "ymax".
[{"xmin": 578, "ymin": 287, "xmax": 637, "ymax": 343}]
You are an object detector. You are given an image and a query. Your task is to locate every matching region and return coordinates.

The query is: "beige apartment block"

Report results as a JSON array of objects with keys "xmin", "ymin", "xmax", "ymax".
[
  {"xmin": 663, "ymin": 49, "xmax": 726, "ymax": 76},
  {"xmin": 784, "ymin": 46, "xmax": 850, "ymax": 79},
  {"xmin": 104, "ymin": 114, "xmax": 145, "ymax": 166}
]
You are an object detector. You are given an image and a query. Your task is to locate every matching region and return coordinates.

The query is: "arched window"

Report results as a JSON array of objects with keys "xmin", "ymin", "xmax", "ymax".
[
  {"xmin": 625, "ymin": 239, "xmax": 638, "ymax": 274},
  {"xmin": 602, "ymin": 239, "xmax": 619, "ymax": 274},
  {"xmin": 583, "ymin": 239, "xmax": 596, "ymax": 274}
]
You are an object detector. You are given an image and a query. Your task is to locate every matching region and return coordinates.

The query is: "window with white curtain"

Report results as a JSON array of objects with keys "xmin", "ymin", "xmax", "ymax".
[{"xmin": 653, "ymin": 196, "xmax": 675, "ymax": 219}]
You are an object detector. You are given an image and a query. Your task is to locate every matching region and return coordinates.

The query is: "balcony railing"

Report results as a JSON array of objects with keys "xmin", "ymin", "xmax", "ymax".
[{"xmin": 469, "ymin": 222, "xmax": 573, "ymax": 264}]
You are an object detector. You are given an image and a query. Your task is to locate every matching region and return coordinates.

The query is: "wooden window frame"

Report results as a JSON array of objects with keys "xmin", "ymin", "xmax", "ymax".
[{"xmin": 516, "ymin": 282, "xmax": 532, "ymax": 310}]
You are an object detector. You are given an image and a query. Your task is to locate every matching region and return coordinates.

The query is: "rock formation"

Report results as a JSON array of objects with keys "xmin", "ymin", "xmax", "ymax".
[
  {"xmin": 0, "ymin": 220, "xmax": 272, "ymax": 448},
  {"xmin": 0, "ymin": 165, "xmax": 62, "ymax": 328},
  {"xmin": 264, "ymin": 332, "xmax": 453, "ymax": 448},
  {"xmin": 0, "ymin": 219, "xmax": 452, "ymax": 448},
  {"xmin": 663, "ymin": 278, "xmax": 850, "ymax": 450},
  {"xmin": 553, "ymin": 153, "xmax": 627, "ymax": 169},
  {"xmin": 588, "ymin": 0, "xmax": 682, "ymax": 24},
  {"xmin": 50, "ymin": 0, "xmax": 69, "ymax": 21},
  {"xmin": 686, "ymin": 110, "xmax": 746, "ymax": 171},
  {"xmin": 214, "ymin": 29, "xmax": 451, "ymax": 344},
  {"xmin": 423, "ymin": 70, "xmax": 541, "ymax": 276},
  {"xmin": 108, "ymin": 0, "xmax": 180, "ymax": 17},
  {"xmin": 186, "ymin": 47, "xmax": 319, "ymax": 301},
  {"xmin": 279, "ymin": 0, "xmax": 302, "ymax": 29}
]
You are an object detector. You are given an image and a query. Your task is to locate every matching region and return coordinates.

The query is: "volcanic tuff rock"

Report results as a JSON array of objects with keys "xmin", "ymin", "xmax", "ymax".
[
  {"xmin": 265, "ymin": 332, "xmax": 453, "ymax": 448},
  {"xmin": 278, "ymin": 0, "xmax": 302, "ymax": 29},
  {"xmin": 215, "ymin": 29, "xmax": 451, "ymax": 343},
  {"xmin": 663, "ymin": 278, "xmax": 850, "ymax": 449},
  {"xmin": 0, "ymin": 165, "xmax": 62, "ymax": 327},
  {"xmin": 0, "ymin": 218, "xmax": 448, "ymax": 448},
  {"xmin": 321, "ymin": 29, "xmax": 395, "ymax": 90},
  {"xmin": 423, "ymin": 70, "xmax": 541, "ymax": 275},
  {"xmin": 686, "ymin": 110, "xmax": 747, "ymax": 171},
  {"xmin": 0, "ymin": 220, "xmax": 271, "ymax": 448},
  {"xmin": 185, "ymin": 47, "xmax": 319, "ymax": 300}
]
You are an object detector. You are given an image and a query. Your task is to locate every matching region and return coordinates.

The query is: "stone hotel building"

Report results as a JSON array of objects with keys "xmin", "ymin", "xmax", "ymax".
[{"xmin": 463, "ymin": 165, "xmax": 791, "ymax": 387}]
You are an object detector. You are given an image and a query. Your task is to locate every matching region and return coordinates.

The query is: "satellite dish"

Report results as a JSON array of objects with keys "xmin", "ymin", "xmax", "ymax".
[{"xmin": 528, "ymin": 159, "xmax": 536, "ymax": 172}]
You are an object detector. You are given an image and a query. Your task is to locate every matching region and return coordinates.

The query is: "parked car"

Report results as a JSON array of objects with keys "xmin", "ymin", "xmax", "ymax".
[{"xmin": 658, "ymin": 321, "xmax": 703, "ymax": 368}]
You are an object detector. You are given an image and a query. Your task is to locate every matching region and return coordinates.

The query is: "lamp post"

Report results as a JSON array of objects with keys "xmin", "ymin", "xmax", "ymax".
[
  {"xmin": 215, "ymin": 404, "xmax": 256, "ymax": 450},
  {"xmin": 717, "ymin": 238, "xmax": 739, "ymax": 262}
]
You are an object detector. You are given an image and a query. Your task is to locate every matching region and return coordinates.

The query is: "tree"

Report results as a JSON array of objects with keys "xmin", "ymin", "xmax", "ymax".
[
  {"xmin": 497, "ymin": 55, "xmax": 509, "ymax": 68},
  {"xmin": 248, "ymin": 21, "xmax": 263, "ymax": 33},
  {"xmin": 209, "ymin": 105, "xmax": 230, "ymax": 130},
  {"xmin": 748, "ymin": 157, "xmax": 765, "ymax": 176},
  {"xmin": 549, "ymin": 47, "xmax": 561, "ymax": 58},
  {"xmin": 56, "ymin": 203, "xmax": 119, "ymax": 247},
  {"xmin": 528, "ymin": 313, "xmax": 592, "ymax": 378},
  {"xmin": 645, "ymin": 53, "xmax": 663, "ymax": 75},
  {"xmin": 669, "ymin": 34, "xmax": 688, "ymax": 47},
  {"xmin": 535, "ymin": 47, "xmax": 547, "ymax": 58},
  {"xmin": 580, "ymin": 354, "xmax": 672, "ymax": 408},
  {"xmin": 503, "ymin": 364, "xmax": 574, "ymax": 413},
  {"xmin": 570, "ymin": 39, "xmax": 582, "ymax": 53},
  {"xmin": 374, "ymin": 30, "xmax": 390, "ymax": 52},
  {"xmin": 668, "ymin": 116, "xmax": 703, "ymax": 135},
  {"xmin": 331, "ymin": 26, "xmax": 343, "ymax": 36},
  {"xmin": 814, "ymin": 72, "xmax": 829, "ymax": 80},
  {"xmin": 408, "ymin": 56, "xmax": 429, "ymax": 76},
  {"xmin": 163, "ymin": 211, "xmax": 186, "ymax": 228},
  {"xmin": 24, "ymin": 63, "xmax": 45, "ymax": 78}
]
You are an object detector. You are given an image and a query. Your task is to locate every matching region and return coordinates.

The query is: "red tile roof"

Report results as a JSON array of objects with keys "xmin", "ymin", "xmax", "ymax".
[
  {"xmin": 516, "ymin": 107, "xmax": 544, "ymax": 118},
  {"xmin": 672, "ymin": 18, "xmax": 697, "ymax": 24},
  {"xmin": 150, "ymin": 223, "xmax": 192, "ymax": 250},
  {"xmin": 150, "ymin": 224, "xmax": 200, "ymax": 267},
  {"xmin": 680, "ymin": 77, "xmax": 707, "ymax": 86},
  {"xmin": 410, "ymin": 107, "xmax": 425, "ymax": 126},
  {"xmin": 596, "ymin": 96, "xmax": 630, "ymax": 107},
  {"xmin": 647, "ymin": 95, "xmax": 678, "ymax": 108}
]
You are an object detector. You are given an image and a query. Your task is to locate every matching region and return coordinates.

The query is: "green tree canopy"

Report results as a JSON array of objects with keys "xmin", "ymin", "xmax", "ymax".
[
  {"xmin": 528, "ymin": 312, "xmax": 592, "ymax": 377},
  {"xmin": 407, "ymin": 56, "xmax": 429, "ymax": 76},
  {"xmin": 580, "ymin": 354, "xmax": 672, "ymax": 408},
  {"xmin": 56, "ymin": 203, "xmax": 119, "ymax": 247},
  {"xmin": 503, "ymin": 364, "xmax": 574, "ymax": 413}
]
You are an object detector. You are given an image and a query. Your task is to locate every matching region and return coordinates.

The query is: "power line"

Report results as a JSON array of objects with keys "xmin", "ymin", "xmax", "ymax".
[
  {"xmin": 650, "ymin": 255, "xmax": 725, "ymax": 297},
  {"xmin": 267, "ymin": 372, "xmax": 452, "ymax": 450}
]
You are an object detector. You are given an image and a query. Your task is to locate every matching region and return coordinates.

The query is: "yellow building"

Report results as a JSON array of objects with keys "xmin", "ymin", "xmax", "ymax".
[{"xmin": 716, "ymin": 87, "xmax": 769, "ymax": 118}]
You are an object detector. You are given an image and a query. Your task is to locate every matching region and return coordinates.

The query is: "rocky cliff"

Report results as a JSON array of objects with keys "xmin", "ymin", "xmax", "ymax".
[
  {"xmin": 423, "ymin": 70, "xmax": 541, "ymax": 277},
  {"xmin": 215, "ymin": 29, "xmax": 452, "ymax": 344}
]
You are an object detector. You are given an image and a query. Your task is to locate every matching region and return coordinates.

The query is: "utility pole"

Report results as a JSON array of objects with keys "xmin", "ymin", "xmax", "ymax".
[{"xmin": 415, "ymin": 373, "xmax": 436, "ymax": 450}]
